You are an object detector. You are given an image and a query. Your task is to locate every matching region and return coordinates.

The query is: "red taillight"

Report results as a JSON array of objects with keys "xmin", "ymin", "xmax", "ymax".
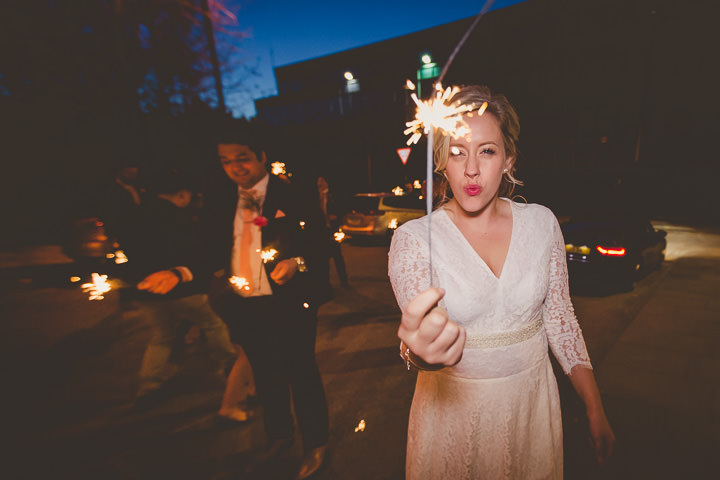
[{"xmin": 596, "ymin": 245, "xmax": 626, "ymax": 256}]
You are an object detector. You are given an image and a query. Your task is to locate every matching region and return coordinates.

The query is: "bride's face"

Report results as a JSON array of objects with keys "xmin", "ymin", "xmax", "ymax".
[{"xmin": 445, "ymin": 112, "xmax": 513, "ymax": 215}]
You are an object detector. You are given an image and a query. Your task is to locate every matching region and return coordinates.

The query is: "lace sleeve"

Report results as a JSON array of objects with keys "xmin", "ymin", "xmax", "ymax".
[
  {"xmin": 388, "ymin": 227, "xmax": 431, "ymax": 312},
  {"xmin": 542, "ymin": 216, "xmax": 593, "ymax": 375}
]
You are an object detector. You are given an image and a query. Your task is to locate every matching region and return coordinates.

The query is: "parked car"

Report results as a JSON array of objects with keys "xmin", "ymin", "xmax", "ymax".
[
  {"xmin": 341, "ymin": 193, "xmax": 425, "ymax": 240},
  {"xmin": 561, "ymin": 215, "xmax": 667, "ymax": 291}
]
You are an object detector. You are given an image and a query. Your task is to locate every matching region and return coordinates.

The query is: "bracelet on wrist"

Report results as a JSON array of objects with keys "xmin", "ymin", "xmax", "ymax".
[
  {"xmin": 293, "ymin": 256, "xmax": 307, "ymax": 272},
  {"xmin": 169, "ymin": 268, "xmax": 184, "ymax": 282},
  {"xmin": 399, "ymin": 342, "xmax": 445, "ymax": 372}
]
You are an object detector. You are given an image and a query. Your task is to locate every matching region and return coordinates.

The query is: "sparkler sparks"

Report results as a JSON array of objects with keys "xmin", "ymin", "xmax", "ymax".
[
  {"xmin": 392, "ymin": 186, "xmax": 405, "ymax": 196},
  {"xmin": 81, "ymin": 273, "xmax": 111, "ymax": 301},
  {"xmin": 113, "ymin": 250, "xmax": 128, "ymax": 264},
  {"xmin": 259, "ymin": 248, "xmax": 278, "ymax": 264},
  {"xmin": 403, "ymin": 84, "xmax": 480, "ymax": 146},
  {"xmin": 271, "ymin": 161, "xmax": 286, "ymax": 175},
  {"xmin": 228, "ymin": 276, "xmax": 251, "ymax": 292},
  {"xmin": 334, "ymin": 230, "xmax": 346, "ymax": 243},
  {"xmin": 388, "ymin": 218, "xmax": 399, "ymax": 230},
  {"xmin": 354, "ymin": 419, "xmax": 366, "ymax": 432}
]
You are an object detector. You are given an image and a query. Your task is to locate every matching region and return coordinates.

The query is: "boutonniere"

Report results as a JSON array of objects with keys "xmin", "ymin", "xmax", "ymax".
[{"xmin": 253, "ymin": 216, "xmax": 268, "ymax": 227}]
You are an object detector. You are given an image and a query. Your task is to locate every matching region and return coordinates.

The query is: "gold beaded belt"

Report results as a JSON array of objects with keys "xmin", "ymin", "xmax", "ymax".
[{"xmin": 465, "ymin": 316, "xmax": 544, "ymax": 349}]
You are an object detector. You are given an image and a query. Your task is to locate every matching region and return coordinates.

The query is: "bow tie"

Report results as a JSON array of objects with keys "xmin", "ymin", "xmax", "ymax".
[{"xmin": 238, "ymin": 189, "xmax": 262, "ymax": 212}]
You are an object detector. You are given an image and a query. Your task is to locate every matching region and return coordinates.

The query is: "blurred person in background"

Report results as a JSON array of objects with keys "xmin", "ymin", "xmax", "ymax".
[
  {"xmin": 121, "ymin": 169, "xmax": 235, "ymax": 410},
  {"xmin": 316, "ymin": 175, "xmax": 349, "ymax": 288}
]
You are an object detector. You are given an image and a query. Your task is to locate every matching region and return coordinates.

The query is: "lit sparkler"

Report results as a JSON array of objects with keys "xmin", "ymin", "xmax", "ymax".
[
  {"xmin": 271, "ymin": 161, "xmax": 286, "ymax": 176},
  {"xmin": 403, "ymin": 84, "xmax": 476, "ymax": 147},
  {"xmin": 392, "ymin": 186, "xmax": 405, "ymax": 196},
  {"xmin": 113, "ymin": 249, "xmax": 128, "ymax": 264},
  {"xmin": 388, "ymin": 218, "xmax": 399, "ymax": 230},
  {"xmin": 259, "ymin": 248, "xmax": 278, "ymax": 264},
  {"xmin": 228, "ymin": 276, "xmax": 251, "ymax": 293},
  {"xmin": 401, "ymin": 0, "xmax": 497, "ymax": 287},
  {"xmin": 81, "ymin": 273, "xmax": 111, "ymax": 301},
  {"xmin": 334, "ymin": 230, "xmax": 346, "ymax": 243},
  {"xmin": 413, "ymin": 179, "xmax": 422, "ymax": 189}
]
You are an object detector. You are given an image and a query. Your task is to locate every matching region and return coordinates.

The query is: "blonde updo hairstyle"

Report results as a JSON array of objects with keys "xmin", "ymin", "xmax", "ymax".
[{"xmin": 433, "ymin": 85, "xmax": 522, "ymax": 205}]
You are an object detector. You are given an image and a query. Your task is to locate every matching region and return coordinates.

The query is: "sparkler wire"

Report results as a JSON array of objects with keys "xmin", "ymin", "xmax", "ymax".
[
  {"xmin": 437, "ymin": 0, "xmax": 497, "ymax": 85},
  {"xmin": 426, "ymin": 128, "xmax": 434, "ymax": 286},
  {"xmin": 422, "ymin": 0, "xmax": 496, "ymax": 287}
]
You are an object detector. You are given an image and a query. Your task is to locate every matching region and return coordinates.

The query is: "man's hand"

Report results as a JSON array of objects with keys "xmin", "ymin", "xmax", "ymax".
[
  {"xmin": 270, "ymin": 259, "xmax": 298, "ymax": 285},
  {"xmin": 137, "ymin": 270, "xmax": 180, "ymax": 294},
  {"xmin": 398, "ymin": 287, "xmax": 466, "ymax": 367}
]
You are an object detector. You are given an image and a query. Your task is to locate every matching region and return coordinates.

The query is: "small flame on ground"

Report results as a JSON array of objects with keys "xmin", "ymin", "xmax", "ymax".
[
  {"xmin": 334, "ymin": 230, "xmax": 345, "ymax": 243},
  {"xmin": 81, "ymin": 273, "xmax": 111, "ymax": 301},
  {"xmin": 354, "ymin": 419, "xmax": 366, "ymax": 432}
]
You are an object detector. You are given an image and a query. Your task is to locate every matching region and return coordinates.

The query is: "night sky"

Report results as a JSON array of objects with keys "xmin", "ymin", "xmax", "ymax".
[{"xmin": 223, "ymin": 0, "xmax": 526, "ymax": 118}]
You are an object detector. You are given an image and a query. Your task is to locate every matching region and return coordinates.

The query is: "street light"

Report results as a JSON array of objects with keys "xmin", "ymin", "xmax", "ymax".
[
  {"xmin": 344, "ymin": 71, "xmax": 359, "ymax": 93},
  {"xmin": 416, "ymin": 53, "xmax": 438, "ymax": 98}
]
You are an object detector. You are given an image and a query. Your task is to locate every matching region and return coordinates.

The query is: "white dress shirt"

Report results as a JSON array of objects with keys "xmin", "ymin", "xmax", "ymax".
[{"xmin": 231, "ymin": 173, "xmax": 273, "ymax": 296}]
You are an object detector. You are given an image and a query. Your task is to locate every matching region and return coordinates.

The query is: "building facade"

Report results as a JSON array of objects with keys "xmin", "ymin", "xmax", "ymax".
[{"xmin": 256, "ymin": 0, "xmax": 719, "ymax": 219}]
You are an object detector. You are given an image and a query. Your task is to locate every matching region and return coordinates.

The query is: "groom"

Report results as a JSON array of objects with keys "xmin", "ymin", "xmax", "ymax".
[{"xmin": 203, "ymin": 126, "xmax": 332, "ymax": 479}]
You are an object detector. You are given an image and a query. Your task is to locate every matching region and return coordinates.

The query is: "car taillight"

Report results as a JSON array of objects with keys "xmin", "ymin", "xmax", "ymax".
[{"xmin": 596, "ymin": 245, "xmax": 626, "ymax": 256}]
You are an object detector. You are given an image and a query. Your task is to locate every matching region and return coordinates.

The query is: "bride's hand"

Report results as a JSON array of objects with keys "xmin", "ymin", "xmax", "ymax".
[{"xmin": 398, "ymin": 287, "xmax": 466, "ymax": 366}]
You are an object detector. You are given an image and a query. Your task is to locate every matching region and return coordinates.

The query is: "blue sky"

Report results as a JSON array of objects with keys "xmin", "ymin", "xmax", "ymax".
[{"xmin": 221, "ymin": 0, "xmax": 526, "ymax": 117}]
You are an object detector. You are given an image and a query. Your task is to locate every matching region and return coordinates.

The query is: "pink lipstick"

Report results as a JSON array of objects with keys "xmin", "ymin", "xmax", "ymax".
[{"xmin": 464, "ymin": 184, "xmax": 481, "ymax": 196}]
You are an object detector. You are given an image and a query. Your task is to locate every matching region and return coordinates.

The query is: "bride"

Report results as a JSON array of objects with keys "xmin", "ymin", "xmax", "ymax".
[{"xmin": 388, "ymin": 85, "xmax": 614, "ymax": 479}]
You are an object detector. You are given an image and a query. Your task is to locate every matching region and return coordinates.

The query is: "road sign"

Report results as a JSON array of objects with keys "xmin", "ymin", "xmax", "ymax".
[{"xmin": 396, "ymin": 147, "xmax": 411, "ymax": 165}]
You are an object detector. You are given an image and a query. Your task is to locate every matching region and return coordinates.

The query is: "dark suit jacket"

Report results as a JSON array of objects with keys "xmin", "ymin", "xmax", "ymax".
[{"xmin": 201, "ymin": 174, "xmax": 333, "ymax": 306}]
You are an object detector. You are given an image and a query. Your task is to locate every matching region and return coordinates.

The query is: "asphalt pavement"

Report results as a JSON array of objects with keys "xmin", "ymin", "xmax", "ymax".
[{"xmin": 1, "ymin": 225, "xmax": 719, "ymax": 479}]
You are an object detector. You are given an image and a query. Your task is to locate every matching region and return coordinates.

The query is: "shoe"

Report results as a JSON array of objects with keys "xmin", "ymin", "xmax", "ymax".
[
  {"xmin": 243, "ymin": 436, "xmax": 294, "ymax": 477},
  {"xmin": 296, "ymin": 445, "xmax": 327, "ymax": 479}
]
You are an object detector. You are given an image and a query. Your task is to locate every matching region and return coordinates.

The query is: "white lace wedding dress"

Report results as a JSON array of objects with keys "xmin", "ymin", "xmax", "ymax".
[{"xmin": 388, "ymin": 199, "xmax": 592, "ymax": 480}]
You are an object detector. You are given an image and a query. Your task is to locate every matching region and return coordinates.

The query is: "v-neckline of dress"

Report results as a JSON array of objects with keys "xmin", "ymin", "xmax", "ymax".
[{"xmin": 439, "ymin": 198, "xmax": 517, "ymax": 282}]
